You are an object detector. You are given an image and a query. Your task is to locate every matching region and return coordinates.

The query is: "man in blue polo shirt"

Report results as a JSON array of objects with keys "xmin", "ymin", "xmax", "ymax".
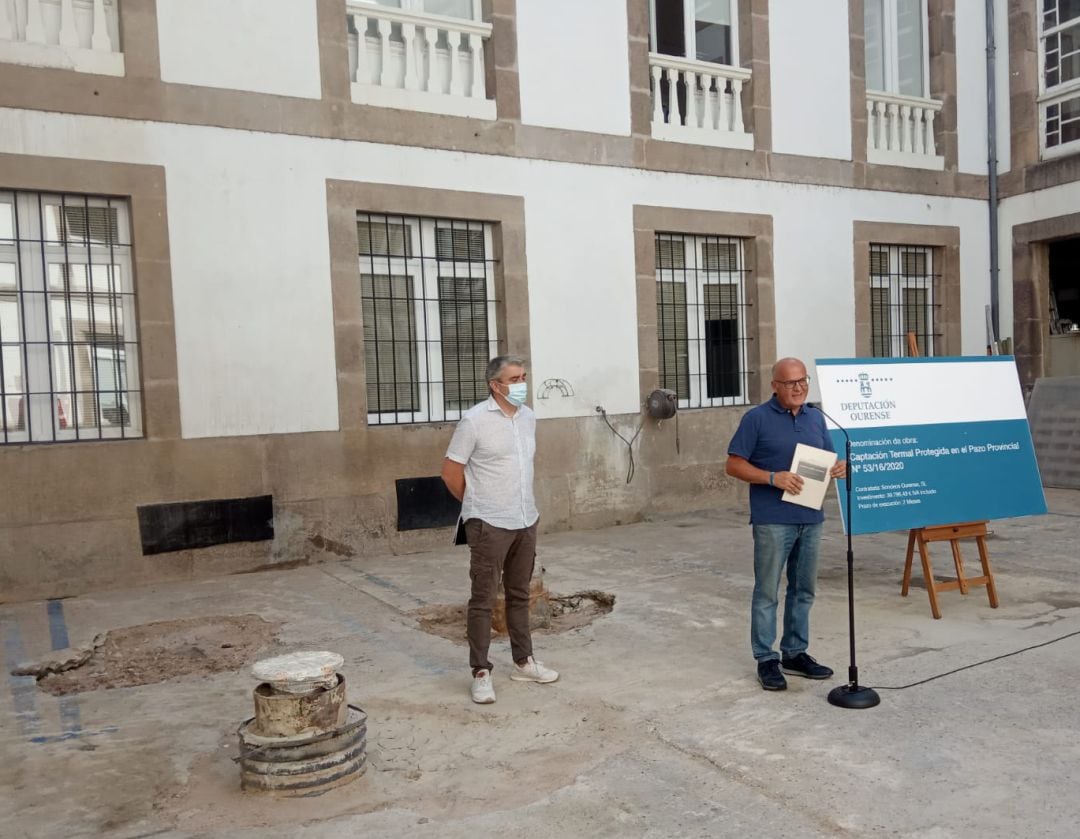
[{"xmin": 726, "ymin": 357, "xmax": 847, "ymax": 691}]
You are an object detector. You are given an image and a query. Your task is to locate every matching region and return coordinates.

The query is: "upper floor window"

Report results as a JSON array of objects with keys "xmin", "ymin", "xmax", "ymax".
[
  {"xmin": 651, "ymin": 0, "xmax": 736, "ymax": 67},
  {"xmin": 655, "ymin": 232, "xmax": 750, "ymax": 408},
  {"xmin": 863, "ymin": 0, "xmax": 942, "ymax": 169},
  {"xmin": 0, "ymin": 190, "xmax": 141, "ymax": 444},
  {"xmin": 347, "ymin": 0, "xmax": 493, "ymax": 119},
  {"xmin": 647, "ymin": 1, "xmax": 752, "ymax": 149},
  {"xmin": 0, "ymin": 0, "xmax": 124, "ymax": 76},
  {"xmin": 1039, "ymin": 0, "xmax": 1080, "ymax": 157},
  {"xmin": 358, "ymin": 213, "xmax": 497, "ymax": 425},
  {"xmin": 371, "ymin": 0, "xmax": 477, "ymax": 19},
  {"xmin": 864, "ymin": 0, "xmax": 927, "ymax": 97}
]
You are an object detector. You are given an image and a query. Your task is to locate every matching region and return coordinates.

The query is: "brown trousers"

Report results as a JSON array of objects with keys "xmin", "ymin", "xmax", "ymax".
[{"xmin": 465, "ymin": 518, "xmax": 537, "ymax": 674}]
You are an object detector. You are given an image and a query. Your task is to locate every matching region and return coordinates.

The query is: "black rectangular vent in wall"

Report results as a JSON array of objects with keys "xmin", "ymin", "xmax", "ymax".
[
  {"xmin": 396, "ymin": 477, "xmax": 462, "ymax": 531},
  {"xmin": 137, "ymin": 495, "xmax": 274, "ymax": 556}
]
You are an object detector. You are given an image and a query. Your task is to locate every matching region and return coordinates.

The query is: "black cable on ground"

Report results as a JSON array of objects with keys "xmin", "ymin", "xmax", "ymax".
[
  {"xmin": 870, "ymin": 627, "xmax": 1080, "ymax": 690},
  {"xmin": 597, "ymin": 407, "xmax": 644, "ymax": 484}
]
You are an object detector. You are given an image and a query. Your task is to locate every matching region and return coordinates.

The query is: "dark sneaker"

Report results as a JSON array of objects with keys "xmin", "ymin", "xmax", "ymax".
[
  {"xmin": 757, "ymin": 659, "xmax": 787, "ymax": 691},
  {"xmin": 781, "ymin": 652, "xmax": 834, "ymax": 680}
]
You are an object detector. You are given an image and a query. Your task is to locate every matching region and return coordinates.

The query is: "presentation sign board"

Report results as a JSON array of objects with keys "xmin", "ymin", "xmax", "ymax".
[{"xmin": 815, "ymin": 357, "xmax": 1046, "ymax": 535}]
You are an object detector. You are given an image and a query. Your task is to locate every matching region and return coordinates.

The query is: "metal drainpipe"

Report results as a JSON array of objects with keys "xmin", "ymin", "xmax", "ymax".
[{"xmin": 986, "ymin": 0, "xmax": 1000, "ymax": 348}]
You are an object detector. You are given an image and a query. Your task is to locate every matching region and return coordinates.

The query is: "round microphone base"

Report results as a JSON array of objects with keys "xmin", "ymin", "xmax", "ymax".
[{"xmin": 827, "ymin": 683, "xmax": 881, "ymax": 709}]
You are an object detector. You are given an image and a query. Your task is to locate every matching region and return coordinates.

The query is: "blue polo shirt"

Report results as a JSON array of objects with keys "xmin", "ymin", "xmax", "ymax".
[{"xmin": 727, "ymin": 396, "xmax": 835, "ymax": 525}]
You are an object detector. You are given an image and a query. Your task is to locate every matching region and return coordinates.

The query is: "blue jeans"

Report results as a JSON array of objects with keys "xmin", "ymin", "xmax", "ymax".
[{"xmin": 751, "ymin": 523, "xmax": 823, "ymax": 662}]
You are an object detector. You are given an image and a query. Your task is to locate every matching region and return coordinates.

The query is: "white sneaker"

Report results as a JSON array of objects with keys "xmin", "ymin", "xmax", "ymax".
[
  {"xmin": 510, "ymin": 656, "xmax": 559, "ymax": 684},
  {"xmin": 471, "ymin": 670, "xmax": 496, "ymax": 704}
]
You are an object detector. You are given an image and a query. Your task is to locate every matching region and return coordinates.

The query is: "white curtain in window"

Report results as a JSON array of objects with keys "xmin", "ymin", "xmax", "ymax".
[
  {"xmin": 696, "ymin": 0, "xmax": 730, "ymax": 25},
  {"xmin": 375, "ymin": 0, "xmax": 475, "ymax": 18},
  {"xmin": 864, "ymin": 0, "xmax": 886, "ymax": 91},
  {"xmin": 694, "ymin": 0, "xmax": 732, "ymax": 65},
  {"xmin": 895, "ymin": 0, "xmax": 924, "ymax": 96},
  {"xmin": 424, "ymin": 0, "xmax": 473, "ymax": 19}
]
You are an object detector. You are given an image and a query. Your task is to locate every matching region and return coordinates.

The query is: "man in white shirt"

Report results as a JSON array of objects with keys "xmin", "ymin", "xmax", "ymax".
[{"xmin": 442, "ymin": 355, "xmax": 559, "ymax": 704}]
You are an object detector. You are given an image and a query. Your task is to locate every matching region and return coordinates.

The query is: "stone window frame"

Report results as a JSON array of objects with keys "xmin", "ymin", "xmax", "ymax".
[
  {"xmin": 627, "ymin": 0, "xmax": 772, "ymax": 151},
  {"xmin": 634, "ymin": 205, "xmax": 775, "ymax": 406},
  {"xmin": 325, "ymin": 180, "xmax": 529, "ymax": 431},
  {"xmin": 853, "ymin": 220, "xmax": 960, "ymax": 357},
  {"xmin": 1035, "ymin": 1, "xmax": 1080, "ymax": 159},
  {"xmin": 849, "ymin": 0, "xmax": 958, "ymax": 170},
  {"xmin": 0, "ymin": 153, "xmax": 179, "ymax": 442},
  {"xmin": 1011, "ymin": 211, "xmax": 1080, "ymax": 389}
]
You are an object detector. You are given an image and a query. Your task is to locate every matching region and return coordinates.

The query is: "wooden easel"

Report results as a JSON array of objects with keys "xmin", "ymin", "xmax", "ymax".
[
  {"xmin": 902, "ymin": 521, "xmax": 999, "ymax": 619},
  {"xmin": 899, "ymin": 333, "xmax": 1000, "ymax": 618}
]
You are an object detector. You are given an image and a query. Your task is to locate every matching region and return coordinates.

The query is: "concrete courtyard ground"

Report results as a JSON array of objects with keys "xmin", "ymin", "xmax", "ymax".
[{"xmin": 2, "ymin": 490, "xmax": 1078, "ymax": 838}]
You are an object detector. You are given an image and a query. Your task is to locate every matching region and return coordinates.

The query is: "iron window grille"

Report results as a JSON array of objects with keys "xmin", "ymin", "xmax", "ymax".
[
  {"xmin": 1039, "ymin": 0, "xmax": 1080, "ymax": 156},
  {"xmin": 358, "ymin": 212, "xmax": 498, "ymax": 425},
  {"xmin": 655, "ymin": 232, "xmax": 751, "ymax": 408},
  {"xmin": 0, "ymin": 190, "xmax": 141, "ymax": 445},
  {"xmin": 869, "ymin": 243, "xmax": 939, "ymax": 357}
]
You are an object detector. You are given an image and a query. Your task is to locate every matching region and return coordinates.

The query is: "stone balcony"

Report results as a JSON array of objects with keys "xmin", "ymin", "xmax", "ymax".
[
  {"xmin": 346, "ymin": 0, "xmax": 494, "ymax": 120},
  {"xmin": 0, "ymin": 0, "xmax": 123, "ymax": 76}
]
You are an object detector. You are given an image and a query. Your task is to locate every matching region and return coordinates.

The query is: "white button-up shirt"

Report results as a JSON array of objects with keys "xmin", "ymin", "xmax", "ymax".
[{"xmin": 445, "ymin": 397, "xmax": 539, "ymax": 530}]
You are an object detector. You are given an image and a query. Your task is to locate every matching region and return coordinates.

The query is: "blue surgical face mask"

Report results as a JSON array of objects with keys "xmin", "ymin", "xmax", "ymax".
[{"xmin": 503, "ymin": 382, "xmax": 528, "ymax": 406}]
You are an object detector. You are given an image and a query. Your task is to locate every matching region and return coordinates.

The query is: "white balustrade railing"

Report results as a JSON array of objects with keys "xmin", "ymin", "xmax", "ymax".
[
  {"xmin": 346, "ymin": 1, "xmax": 495, "ymax": 120},
  {"xmin": 649, "ymin": 53, "xmax": 753, "ymax": 150},
  {"xmin": 865, "ymin": 90, "xmax": 944, "ymax": 170},
  {"xmin": 0, "ymin": 0, "xmax": 122, "ymax": 75}
]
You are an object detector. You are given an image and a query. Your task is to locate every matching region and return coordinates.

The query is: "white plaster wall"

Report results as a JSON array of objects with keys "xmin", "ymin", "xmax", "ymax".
[
  {"xmin": 956, "ymin": 0, "xmax": 1011, "ymax": 175},
  {"xmin": 768, "ymin": 0, "xmax": 852, "ymax": 160},
  {"xmin": 156, "ymin": 0, "xmax": 322, "ymax": 99},
  {"xmin": 0, "ymin": 107, "xmax": 993, "ymax": 436},
  {"xmin": 516, "ymin": 0, "xmax": 632, "ymax": 136},
  {"xmin": 956, "ymin": 0, "xmax": 988, "ymax": 175},
  {"xmin": 161, "ymin": 148, "xmax": 338, "ymax": 437}
]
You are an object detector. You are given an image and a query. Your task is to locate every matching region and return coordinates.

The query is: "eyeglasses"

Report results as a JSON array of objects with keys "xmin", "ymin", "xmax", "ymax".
[{"xmin": 775, "ymin": 376, "xmax": 810, "ymax": 390}]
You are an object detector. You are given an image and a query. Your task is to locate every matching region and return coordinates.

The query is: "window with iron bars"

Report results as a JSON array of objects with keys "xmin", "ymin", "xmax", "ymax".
[
  {"xmin": 358, "ymin": 213, "xmax": 498, "ymax": 424},
  {"xmin": 0, "ymin": 190, "xmax": 141, "ymax": 444},
  {"xmin": 869, "ymin": 243, "xmax": 938, "ymax": 357},
  {"xmin": 655, "ymin": 232, "xmax": 751, "ymax": 407}
]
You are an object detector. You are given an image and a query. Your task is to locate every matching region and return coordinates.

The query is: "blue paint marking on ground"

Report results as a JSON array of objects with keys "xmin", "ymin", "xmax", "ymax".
[
  {"xmin": 46, "ymin": 599, "xmax": 71, "ymax": 649},
  {"xmin": 360, "ymin": 573, "xmax": 429, "ymax": 606},
  {"xmin": 2, "ymin": 617, "xmax": 42, "ymax": 738},
  {"xmin": 30, "ymin": 725, "xmax": 119, "ymax": 745},
  {"xmin": 46, "ymin": 599, "xmax": 82, "ymax": 736}
]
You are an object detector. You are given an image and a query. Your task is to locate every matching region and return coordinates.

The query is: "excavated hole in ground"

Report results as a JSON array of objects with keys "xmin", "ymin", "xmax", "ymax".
[
  {"xmin": 31, "ymin": 614, "xmax": 280, "ymax": 695},
  {"xmin": 414, "ymin": 579, "xmax": 615, "ymax": 644}
]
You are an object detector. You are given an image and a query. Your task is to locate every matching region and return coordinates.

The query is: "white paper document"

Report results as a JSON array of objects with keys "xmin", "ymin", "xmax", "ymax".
[{"xmin": 781, "ymin": 444, "xmax": 838, "ymax": 511}]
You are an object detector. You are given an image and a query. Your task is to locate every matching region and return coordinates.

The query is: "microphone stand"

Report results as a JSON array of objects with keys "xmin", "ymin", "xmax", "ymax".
[{"xmin": 810, "ymin": 404, "xmax": 880, "ymax": 709}]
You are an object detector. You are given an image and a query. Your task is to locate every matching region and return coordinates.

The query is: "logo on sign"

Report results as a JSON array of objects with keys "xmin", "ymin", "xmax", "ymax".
[{"xmin": 858, "ymin": 372, "xmax": 872, "ymax": 398}]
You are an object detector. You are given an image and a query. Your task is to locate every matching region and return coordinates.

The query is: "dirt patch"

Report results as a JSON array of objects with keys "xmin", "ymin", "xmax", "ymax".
[
  {"xmin": 414, "ymin": 588, "xmax": 615, "ymax": 644},
  {"xmin": 34, "ymin": 614, "xmax": 280, "ymax": 696}
]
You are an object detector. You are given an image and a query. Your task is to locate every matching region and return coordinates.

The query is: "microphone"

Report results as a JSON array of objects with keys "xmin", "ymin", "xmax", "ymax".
[
  {"xmin": 805, "ymin": 402, "xmax": 851, "ymax": 469},
  {"xmin": 806, "ymin": 402, "xmax": 846, "ymax": 438}
]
